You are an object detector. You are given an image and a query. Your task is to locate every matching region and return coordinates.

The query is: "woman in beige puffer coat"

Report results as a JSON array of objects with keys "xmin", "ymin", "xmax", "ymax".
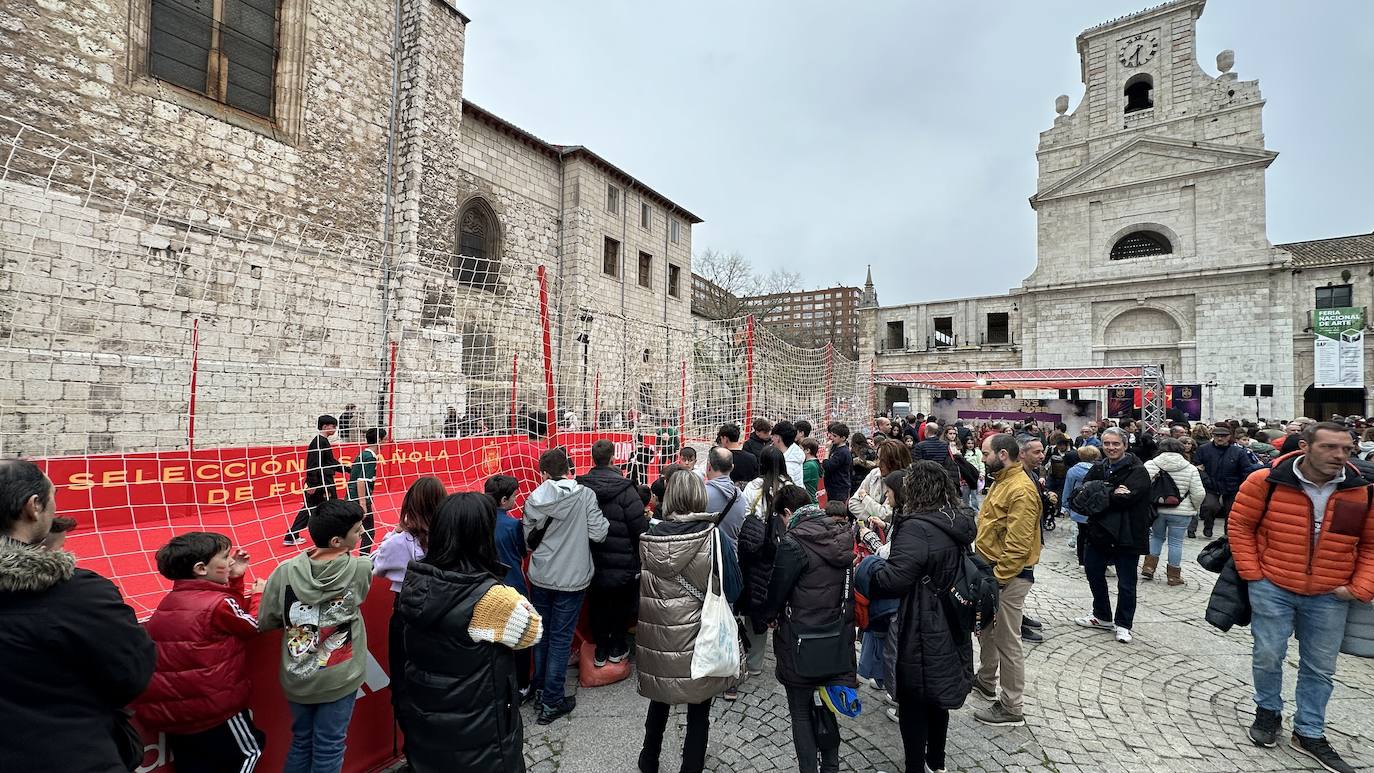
[
  {"xmin": 635, "ymin": 472, "xmax": 741, "ymax": 773},
  {"xmin": 1142, "ymin": 437, "xmax": 1207, "ymax": 585}
]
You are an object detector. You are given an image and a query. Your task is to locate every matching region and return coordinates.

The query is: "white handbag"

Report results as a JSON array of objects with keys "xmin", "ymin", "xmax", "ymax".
[{"xmin": 689, "ymin": 528, "xmax": 741, "ymax": 679}]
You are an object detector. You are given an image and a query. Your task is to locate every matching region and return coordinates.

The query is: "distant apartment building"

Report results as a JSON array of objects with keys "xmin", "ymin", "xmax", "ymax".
[{"xmin": 750, "ymin": 286, "xmax": 861, "ymax": 358}]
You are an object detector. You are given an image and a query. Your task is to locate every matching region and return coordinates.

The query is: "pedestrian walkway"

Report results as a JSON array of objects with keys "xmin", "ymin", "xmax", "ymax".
[{"xmin": 519, "ymin": 535, "xmax": 1374, "ymax": 772}]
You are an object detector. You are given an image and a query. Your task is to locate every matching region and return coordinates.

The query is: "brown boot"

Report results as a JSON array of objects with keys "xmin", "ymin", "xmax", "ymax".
[
  {"xmin": 1141, "ymin": 554, "xmax": 1159, "ymax": 580},
  {"xmin": 1166, "ymin": 565, "xmax": 1183, "ymax": 586}
]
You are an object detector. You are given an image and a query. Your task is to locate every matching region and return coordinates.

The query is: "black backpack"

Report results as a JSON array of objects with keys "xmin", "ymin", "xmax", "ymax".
[
  {"xmin": 1150, "ymin": 470, "xmax": 1182, "ymax": 507},
  {"xmin": 1071, "ymin": 479, "xmax": 1112, "ymax": 517},
  {"xmin": 928, "ymin": 550, "xmax": 1000, "ymax": 637}
]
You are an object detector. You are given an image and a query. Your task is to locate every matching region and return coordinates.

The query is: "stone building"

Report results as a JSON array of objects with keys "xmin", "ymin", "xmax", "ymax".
[
  {"xmin": 0, "ymin": 0, "xmax": 698, "ymax": 456},
  {"xmin": 861, "ymin": 0, "xmax": 1374, "ymax": 424}
]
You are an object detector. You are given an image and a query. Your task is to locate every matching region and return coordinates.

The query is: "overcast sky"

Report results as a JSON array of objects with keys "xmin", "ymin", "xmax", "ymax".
[{"xmin": 460, "ymin": 0, "xmax": 1374, "ymax": 306}]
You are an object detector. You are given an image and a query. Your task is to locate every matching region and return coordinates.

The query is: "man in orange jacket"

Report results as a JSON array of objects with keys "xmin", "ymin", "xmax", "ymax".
[{"xmin": 1229, "ymin": 421, "xmax": 1374, "ymax": 773}]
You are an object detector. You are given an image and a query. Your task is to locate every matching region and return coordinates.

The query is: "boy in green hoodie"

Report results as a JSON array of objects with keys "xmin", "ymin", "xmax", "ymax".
[{"xmin": 259, "ymin": 499, "xmax": 373, "ymax": 773}]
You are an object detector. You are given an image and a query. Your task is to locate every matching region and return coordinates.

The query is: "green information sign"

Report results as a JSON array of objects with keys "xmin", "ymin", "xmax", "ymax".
[{"xmin": 1312, "ymin": 306, "xmax": 1365, "ymax": 388}]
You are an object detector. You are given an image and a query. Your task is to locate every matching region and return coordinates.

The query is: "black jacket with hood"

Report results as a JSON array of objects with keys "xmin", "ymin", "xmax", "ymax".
[
  {"xmin": 1082, "ymin": 453, "xmax": 1154, "ymax": 554},
  {"xmin": 735, "ymin": 506, "xmax": 785, "ymax": 633},
  {"xmin": 577, "ymin": 465, "xmax": 649, "ymax": 588},
  {"xmin": 0, "ymin": 537, "xmax": 156, "ymax": 773},
  {"xmin": 764, "ymin": 506, "xmax": 858, "ymax": 688},
  {"xmin": 870, "ymin": 506, "xmax": 977, "ymax": 709},
  {"xmin": 397, "ymin": 561, "xmax": 526, "ymax": 773}
]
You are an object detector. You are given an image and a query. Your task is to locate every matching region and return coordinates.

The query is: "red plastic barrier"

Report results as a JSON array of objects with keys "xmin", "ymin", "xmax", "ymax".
[
  {"xmin": 134, "ymin": 577, "xmax": 400, "ymax": 773},
  {"xmin": 33, "ymin": 433, "xmax": 635, "ymax": 530}
]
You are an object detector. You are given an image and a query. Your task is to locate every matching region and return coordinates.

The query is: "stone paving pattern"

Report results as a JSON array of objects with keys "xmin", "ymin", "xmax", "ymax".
[{"xmin": 518, "ymin": 535, "xmax": 1374, "ymax": 772}]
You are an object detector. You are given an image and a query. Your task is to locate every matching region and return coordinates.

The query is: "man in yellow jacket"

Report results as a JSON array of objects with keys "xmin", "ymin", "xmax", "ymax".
[{"xmin": 971, "ymin": 432, "xmax": 1043, "ymax": 727}]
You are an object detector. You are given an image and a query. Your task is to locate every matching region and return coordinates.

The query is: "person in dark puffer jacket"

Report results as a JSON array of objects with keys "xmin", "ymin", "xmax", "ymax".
[
  {"xmin": 764, "ymin": 485, "xmax": 858, "ymax": 773},
  {"xmin": 398, "ymin": 493, "xmax": 543, "ymax": 773},
  {"xmin": 0, "ymin": 460, "xmax": 156, "ymax": 773},
  {"xmin": 137, "ymin": 532, "xmax": 266, "ymax": 771},
  {"xmin": 867, "ymin": 461, "xmax": 977, "ymax": 773},
  {"xmin": 578, "ymin": 439, "xmax": 650, "ymax": 666}
]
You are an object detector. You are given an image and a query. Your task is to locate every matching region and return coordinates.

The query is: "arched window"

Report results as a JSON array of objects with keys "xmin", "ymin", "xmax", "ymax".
[
  {"xmin": 1124, "ymin": 74, "xmax": 1153, "ymax": 113},
  {"xmin": 455, "ymin": 199, "xmax": 500, "ymax": 289},
  {"xmin": 1110, "ymin": 230, "xmax": 1172, "ymax": 260}
]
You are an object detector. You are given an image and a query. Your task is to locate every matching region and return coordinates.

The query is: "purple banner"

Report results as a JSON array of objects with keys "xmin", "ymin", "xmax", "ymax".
[
  {"xmin": 956, "ymin": 410, "xmax": 1062, "ymax": 423},
  {"xmin": 1106, "ymin": 384, "xmax": 1202, "ymax": 421}
]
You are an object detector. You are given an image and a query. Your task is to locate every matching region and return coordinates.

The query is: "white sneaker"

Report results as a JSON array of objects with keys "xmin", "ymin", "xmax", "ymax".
[
  {"xmin": 886, "ymin": 706, "xmax": 900, "ymax": 723},
  {"xmin": 1115, "ymin": 626, "xmax": 1132, "ymax": 643},
  {"xmin": 1074, "ymin": 615, "xmax": 1114, "ymax": 630}
]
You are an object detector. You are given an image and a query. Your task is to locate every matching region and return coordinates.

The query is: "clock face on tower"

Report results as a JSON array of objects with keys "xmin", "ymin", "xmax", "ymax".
[{"xmin": 1118, "ymin": 32, "xmax": 1159, "ymax": 68}]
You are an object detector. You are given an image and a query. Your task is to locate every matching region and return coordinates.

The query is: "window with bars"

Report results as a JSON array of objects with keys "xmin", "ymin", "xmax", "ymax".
[
  {"xmin": 455, "ymin": 200, "xmax": 500, "ymax": 289},
  {"xmin": 603, "ymin": 237, "xmax": 620, "ymax": 276},
  {"xmin": 148, "ymin": 0, "xmax": 279, "ymax": 119},
  {"xmin": 1110, "ymin": 230, "xmax": 1172, "ymax": 260},
  {"xmin": 1315, "ymin": 284, "xmax": 1353, "ymax": 309},
  {"xmin": 986, "ymin": 312, "xmax": 1010, "ymax": 344},
  {"xmin": 637, "ymin": 252, "xmax": 653, "ymax": 289}
]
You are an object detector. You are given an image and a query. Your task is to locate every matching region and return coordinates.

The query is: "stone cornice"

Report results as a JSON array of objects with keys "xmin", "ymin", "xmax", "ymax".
[{"xmin": 1030, "ymin": 135, "xmax": 1277, "ymax": 207}]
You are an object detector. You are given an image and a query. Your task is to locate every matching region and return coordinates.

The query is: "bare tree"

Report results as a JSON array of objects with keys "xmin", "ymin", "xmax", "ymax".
[{"xmin": 692, "ymin": 248, "xmax": 801, "ymax": 322}]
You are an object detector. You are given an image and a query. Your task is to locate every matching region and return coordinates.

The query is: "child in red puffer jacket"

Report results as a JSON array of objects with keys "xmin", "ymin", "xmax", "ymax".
[{"xmin": 137, "ymin": 532, "xmax": 267, "ymax": 772}]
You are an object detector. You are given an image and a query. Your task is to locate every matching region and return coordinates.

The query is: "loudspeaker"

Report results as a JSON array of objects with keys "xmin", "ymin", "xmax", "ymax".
[
  {"xmin": 1260, "ymin": 384, "xmax": 1274, "ymax": 397},
  {"xmin": 939, "ymin": 390, "xmax": 957, "ymax": 401},
  {"xmin": 1243, "ymin": 384, "xmax": 1257, "ymax": 397},
  {"xmin": 1058, "ymin": 389, "xmax": 1068, "ymax": 400},
  {"xmin": 1071, "ymin": 389, "xmax": 1081, "ymax": 401}
]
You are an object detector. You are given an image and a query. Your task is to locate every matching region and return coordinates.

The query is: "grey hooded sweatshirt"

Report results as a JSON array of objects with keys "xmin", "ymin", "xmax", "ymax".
[{"xmin": 523, "ymin": 478, "xmax": 609, "ymax": 592}]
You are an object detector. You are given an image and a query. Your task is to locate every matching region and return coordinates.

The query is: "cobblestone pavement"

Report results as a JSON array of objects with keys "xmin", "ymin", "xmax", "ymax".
[{"xmin": 519, "ymin": 534, "xmax": 1374, "ymax": 772}]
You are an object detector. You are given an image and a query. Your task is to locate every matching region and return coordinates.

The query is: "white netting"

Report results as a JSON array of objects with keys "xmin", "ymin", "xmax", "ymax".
[{"xmin": 0, "ymin": 117, "xmax": 865, "ymax": 615}]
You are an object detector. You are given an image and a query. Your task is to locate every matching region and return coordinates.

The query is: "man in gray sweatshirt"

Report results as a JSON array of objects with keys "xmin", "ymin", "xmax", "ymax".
[{"xmin": 523, "ymin": 447, "xmax": 609, "ymax": 725}]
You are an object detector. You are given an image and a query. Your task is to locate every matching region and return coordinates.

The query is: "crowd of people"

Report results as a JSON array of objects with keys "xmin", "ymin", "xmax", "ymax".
[{"xmin": 1, "ymin": 407, "xmax": 1373, "ymax": 773}]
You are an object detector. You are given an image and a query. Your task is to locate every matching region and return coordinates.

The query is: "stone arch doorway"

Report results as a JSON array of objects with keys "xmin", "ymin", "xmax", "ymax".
[
  {"xmin": 1303, "ymin": 384, "xmax": 1365, "ymax": 422},
  {"xmin": 1102, "ymin": 307, "xmax": 1182, "ymax": 379}
]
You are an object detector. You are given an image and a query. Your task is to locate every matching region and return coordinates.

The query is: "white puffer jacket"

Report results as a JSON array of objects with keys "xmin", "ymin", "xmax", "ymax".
[{"xmin": 1143, "ymin": 452, "xmax": 1206, "ymax": 517}]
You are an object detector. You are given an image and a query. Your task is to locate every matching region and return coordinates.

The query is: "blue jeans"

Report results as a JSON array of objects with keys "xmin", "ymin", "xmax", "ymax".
[
  {"xmin": 1148, "ymin": 514, "xmax": 1191, "ymax": 567},
  {"xmin": 285, "ymin": 693, "xmax": 357, "ymax": 773},
  {"xmin": 530, "ymin": 584, "xmax": 584, "ymax": 708},
  {"xmin": 1249, "ymin": 578, "xmax": 1351, "ymax": 738}
]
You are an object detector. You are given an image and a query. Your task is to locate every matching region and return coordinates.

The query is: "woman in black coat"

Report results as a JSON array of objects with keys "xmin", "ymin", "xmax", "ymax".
[
  {"xmin": 866, "ymin": 461, "xmax": 977, "ymax": 773},
  {"xmin": 398, "ymin": 493, "xmax": 544, "ymax": 773}
]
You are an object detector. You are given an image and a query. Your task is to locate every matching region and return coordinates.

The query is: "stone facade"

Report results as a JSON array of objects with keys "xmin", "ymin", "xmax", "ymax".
[
  {"xmin": 0, "ymin": 0, "xmax": 698, "ymax": 455},
  {"xmin": 862, "ymin": 0, "xmax": 1372, "ymax": 423}
]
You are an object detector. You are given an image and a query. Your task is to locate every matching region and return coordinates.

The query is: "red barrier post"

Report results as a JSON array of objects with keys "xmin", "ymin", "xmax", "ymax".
[
  {"xmin": 679, "ymin": 359, "xmax": 687, "ymax": 442},
  {"xmin": 868, "ymin": 359, "xmax": 876, "ymax": 421},
  {"xmin": 744, "ymin": 315, "xmax": 755, "ymax": 425},
  {"xmin": 509, "ymin": 353, "xmax": 519, "ymax": 432},
  {"xmin": 386, "ymin": 340, "xmax": 398, "ymax": 439},
  {"xmin": 537, "ymin": 265, "xmax": 557, "ymax": 444},
  {"xmin": 188, "ymin": 317, "xmax": 199, "ymax": 453},
  {"xmin": 823, "ymin": 343, "xmax": 834, "ymax": 426}
]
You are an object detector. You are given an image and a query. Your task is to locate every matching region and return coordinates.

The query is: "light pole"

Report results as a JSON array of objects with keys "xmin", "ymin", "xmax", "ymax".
[{"xmin": 577, "ymin": 312, "xmax": 593, "ymax": 426}]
